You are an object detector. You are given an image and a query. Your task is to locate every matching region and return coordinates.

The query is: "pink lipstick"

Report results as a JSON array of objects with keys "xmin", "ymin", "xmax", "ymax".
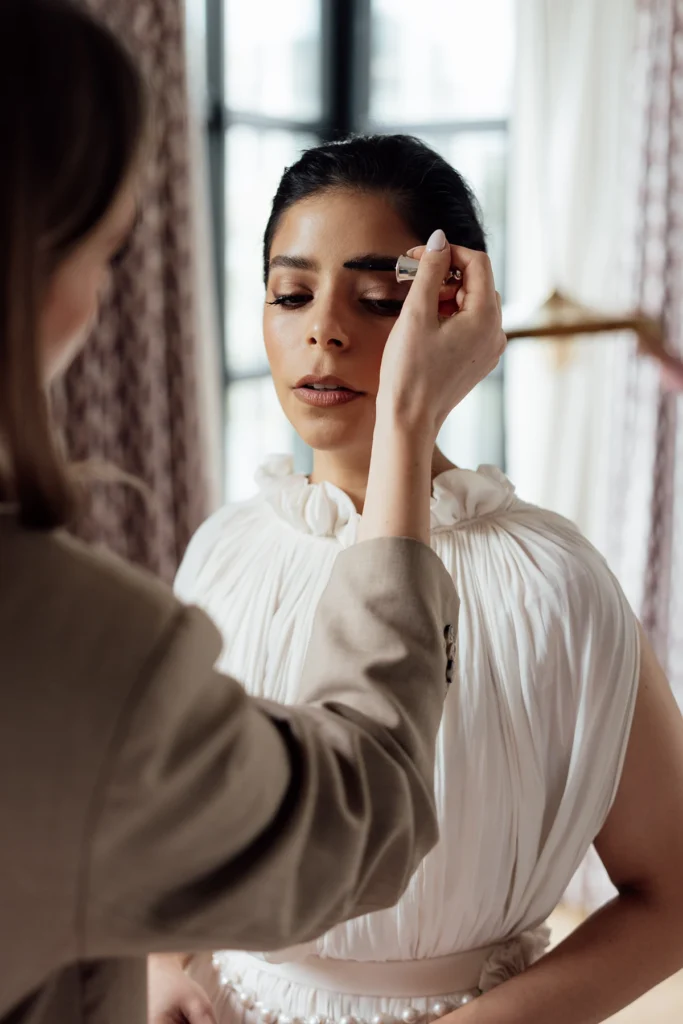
[{"xmin": 293, "ymin": 375, "xmax": 363, "ymax": 408}]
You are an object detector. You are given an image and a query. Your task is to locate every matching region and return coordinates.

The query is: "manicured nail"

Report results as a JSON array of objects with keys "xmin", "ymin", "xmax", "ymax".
[{"xmin": 427, "ymin": 228, "xmax": 447, "ymax": 252}]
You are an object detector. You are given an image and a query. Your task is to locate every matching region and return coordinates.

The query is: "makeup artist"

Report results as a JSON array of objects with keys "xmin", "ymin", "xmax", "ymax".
[{"xmin": 0, "ymin": 2, "xmax": 505, "ymax": 1023}]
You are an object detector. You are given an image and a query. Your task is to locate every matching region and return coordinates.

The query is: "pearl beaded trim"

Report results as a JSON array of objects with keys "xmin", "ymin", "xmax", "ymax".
[{"xmin": 213, "ymin": 958, "xmax": 480, "ymax": 1024}]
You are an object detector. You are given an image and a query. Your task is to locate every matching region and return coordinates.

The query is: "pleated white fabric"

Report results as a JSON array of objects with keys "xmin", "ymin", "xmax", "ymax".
[{"xmin": 175, "ymin": 456, "xmax": 639, "ymax": 1018}]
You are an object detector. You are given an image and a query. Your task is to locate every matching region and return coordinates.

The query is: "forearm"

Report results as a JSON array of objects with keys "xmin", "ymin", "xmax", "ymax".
[
  {"xmin": 359, "ymin": 411, "xmax": 434, "ymax": 545},
  {"xmin": 456, "ymin": 889, "xmax": 683, "ymax": 1024}
]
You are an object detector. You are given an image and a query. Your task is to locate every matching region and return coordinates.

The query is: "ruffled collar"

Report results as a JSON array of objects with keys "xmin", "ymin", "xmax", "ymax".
[{"xmin": 255, "ymin": 455, "xmax": 518, "ymax": 546}]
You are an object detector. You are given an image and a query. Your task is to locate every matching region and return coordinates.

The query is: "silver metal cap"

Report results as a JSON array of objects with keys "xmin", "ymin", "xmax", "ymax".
[
  {"xmin": 395, "ymin": 254, "xmax": 463, "ymax": 285},
  {"xmin": 395, "ymin": 254, "xmax": 420, "ymax": 282}
]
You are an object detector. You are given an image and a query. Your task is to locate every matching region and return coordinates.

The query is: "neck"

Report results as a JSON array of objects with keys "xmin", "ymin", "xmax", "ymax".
[{"xmin": 310, "ymin": 444, "xmax": 456, "ymax": 513}]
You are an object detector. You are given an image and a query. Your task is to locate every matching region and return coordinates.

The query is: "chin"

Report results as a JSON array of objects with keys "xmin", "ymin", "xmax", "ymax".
[
  {"xmin": 292, "ymin": 409, "xmax": 374, "ymax": 454},
  {"xmin": 299, "ymin": 424, "xmax": 365, "ymax": 452}
]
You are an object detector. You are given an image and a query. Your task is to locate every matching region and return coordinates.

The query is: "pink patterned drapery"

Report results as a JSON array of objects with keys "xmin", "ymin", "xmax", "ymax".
[
  {"xmin": 53, "ymin": 0, "xmax": 210, "ymax": 583},
  {"xmin": 608, "ymin": 0, "xmax": 683, "ymax": 701}
]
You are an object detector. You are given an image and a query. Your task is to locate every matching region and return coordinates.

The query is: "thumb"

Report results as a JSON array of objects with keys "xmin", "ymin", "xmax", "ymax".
[{"xmin": 402, "ymin": 229, "xmax": 452, "ymax": 320}]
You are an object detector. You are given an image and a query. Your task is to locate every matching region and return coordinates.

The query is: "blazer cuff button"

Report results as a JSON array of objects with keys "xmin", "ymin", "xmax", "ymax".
[{"xmin": 444, "ymin": 624, "xmax": 456, "ymax": 686}]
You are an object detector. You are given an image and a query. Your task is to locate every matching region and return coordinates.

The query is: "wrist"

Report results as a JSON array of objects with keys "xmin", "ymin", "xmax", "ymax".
[
  {"xmin": 374, "ymin": 400, "xmax": 438, "ymax": 450},
  {"xmin": 360, "ymin": 410, "xmax": 436, "ymax": 546}
]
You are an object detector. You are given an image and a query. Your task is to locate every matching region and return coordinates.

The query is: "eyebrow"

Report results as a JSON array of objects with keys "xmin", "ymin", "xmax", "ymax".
[
  {"xmin": 268, "ymin": 255, "xmax": 318, "ymax": 273},
  {"xmin": 343, "ymin": 254, "xmax": 400, "ymax": 272},
  {"xmin": 267, "ymin": 252, "xmax": 400, "ymax": 275}
]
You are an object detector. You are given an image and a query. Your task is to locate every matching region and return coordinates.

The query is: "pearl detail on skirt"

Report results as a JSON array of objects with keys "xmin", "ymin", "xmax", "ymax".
[
  {"xmin": 213, "ymin": 965, "xmax": 480, "ymax": 1024},
  {"xmin": 401, "ymin": 1011, "xmax": 420, "ymax": 1024}
]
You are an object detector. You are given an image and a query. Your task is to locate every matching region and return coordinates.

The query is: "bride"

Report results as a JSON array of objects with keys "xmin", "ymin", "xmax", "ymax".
[{"xmin": 149, "ymin": 135, "xmax": 683, "ymax": 1024}]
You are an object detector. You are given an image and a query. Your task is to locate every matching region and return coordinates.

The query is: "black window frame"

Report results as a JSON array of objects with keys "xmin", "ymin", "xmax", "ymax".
[{"xmin": 206, "ymin": 0, "xmax": 509, "ymax": 479}]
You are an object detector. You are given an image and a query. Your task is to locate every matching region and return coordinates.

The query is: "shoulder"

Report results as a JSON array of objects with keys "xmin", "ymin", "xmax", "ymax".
[
  {"xmin": 491, "ymin": 503, "xmax": 640, "ymax": 694},
  {"xmin": 0, "ymin": 519, "xmax": 213, "ymax": 679},
  {"xmin": 0, "ymin": 521, "xmax": 226, "ymax": 907},
  {"xmin": 474, "ymin": 491, "xmax": 624, "ymax": 605},
  {"xmin": 430, "ymin": 467, "xmax": 614, "ymax": 599},
  {"xmin": 0, "ymin": 518, "xmax": 222, "ymax": 842},
  {"xmin": 8, "ymin": 521, "xmax": 175, "ymax": 608},
  {"xmin": 510, "ymin": 502, "xmax": 625, "ymax": 607},
  {"xmin": 437, "ymin": 488, "xmax": 637, "ymax": 651}
]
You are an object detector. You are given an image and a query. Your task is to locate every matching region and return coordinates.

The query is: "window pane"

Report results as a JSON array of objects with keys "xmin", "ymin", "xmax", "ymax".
[
  {"xmin": 225, "ymin": 126, "xmax": 318, "ymax": 373},
  {"xmin": 225, "ymin": 377, "xmax": 295, "ymax": 501},
  {"xmin": 438, "ymin": 376, "xmax": 504, "ymax": 470},
  {"xmin": 224, "ymin": 0, "xmax": 322, "ymax": 121},
  {"xmin": 420, "ymin": 130, "xmax": 507, "ymax": 290},
  {"xmin": 370, "ymin": 0, "xmax": 515, "ymax": 125}
]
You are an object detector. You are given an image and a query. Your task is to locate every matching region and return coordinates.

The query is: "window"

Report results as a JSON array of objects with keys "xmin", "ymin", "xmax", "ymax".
[{"xmin": 206, "ymin": 0, "xmax": 515, "ymax": 499}]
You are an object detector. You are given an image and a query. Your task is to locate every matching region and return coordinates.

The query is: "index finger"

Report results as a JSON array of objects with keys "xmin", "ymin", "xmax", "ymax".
[{"xmin": 406, "ymin": 244, "xmax": 497, "ymax": 312}]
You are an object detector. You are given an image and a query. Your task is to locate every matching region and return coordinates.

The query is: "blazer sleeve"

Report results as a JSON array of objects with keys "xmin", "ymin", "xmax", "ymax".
[{"xmin": 82, "ymin": 538, "xmax": 458, "ymax": 958}]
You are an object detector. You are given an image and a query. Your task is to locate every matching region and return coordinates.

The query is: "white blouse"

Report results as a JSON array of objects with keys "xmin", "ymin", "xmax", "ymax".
[{"xmin": 176, "ymin": 456, "xmax": 638, "ymax": 987}]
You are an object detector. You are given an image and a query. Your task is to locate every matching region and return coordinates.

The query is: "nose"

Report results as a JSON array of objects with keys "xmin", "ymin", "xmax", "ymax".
[{"xmin": 305, "ymin": 293, "xmax": 352, "ymax": 350}]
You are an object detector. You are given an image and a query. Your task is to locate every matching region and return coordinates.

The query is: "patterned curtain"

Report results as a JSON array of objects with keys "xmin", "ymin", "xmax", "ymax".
[
  {"xmin": 608, "ymin": 0, "xmax": 683, "ymax": 703},
  {"xmin": 53, "ymin": 0, "xmax": 211, "ymax": 583}
]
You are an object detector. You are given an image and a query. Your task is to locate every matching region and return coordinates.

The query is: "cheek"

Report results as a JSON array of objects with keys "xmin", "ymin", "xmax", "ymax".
[
  {"xmin": 366, "ymin": 322, "xmax": 392, "ymax": 368},
  {"xmin": 263, "ymin": 311, "xmax": 297, "ymax": 382},
  {"xmin": 48, "ymin": 271, "xmax": 99, "ymax": 341},
  {"xmin": 352, "ymin": 319, "xmax": 391, "ymax": 390},
  {"xmin": 41, "ymin": 265, "xmax": 105, "ymax": 377}
]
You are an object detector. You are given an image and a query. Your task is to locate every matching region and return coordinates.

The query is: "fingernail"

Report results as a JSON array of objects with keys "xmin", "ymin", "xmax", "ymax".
[{"xmin": 426, "ymin": 229, "xmax": 447, "ymax": 252}]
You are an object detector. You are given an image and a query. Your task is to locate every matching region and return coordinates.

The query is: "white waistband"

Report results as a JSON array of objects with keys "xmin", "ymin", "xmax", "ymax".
[{"xmin": 230, "ymin": 947, "xmax": 497, "ymax": 998}]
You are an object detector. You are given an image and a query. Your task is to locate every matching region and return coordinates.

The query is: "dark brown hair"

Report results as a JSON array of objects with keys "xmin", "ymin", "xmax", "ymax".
[
  {"xmin": 263, "ymin": 134, "xmax": 487, "ymax": 283},
  {"xmin": 0, "ymin": 0, "xmax": 147, "ymax": 529}
]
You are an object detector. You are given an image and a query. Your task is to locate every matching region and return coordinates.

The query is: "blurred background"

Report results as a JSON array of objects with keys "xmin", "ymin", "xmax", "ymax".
[{"xmin": 58, "ymin": 4, "xmax": 683, "ymax": 1016}]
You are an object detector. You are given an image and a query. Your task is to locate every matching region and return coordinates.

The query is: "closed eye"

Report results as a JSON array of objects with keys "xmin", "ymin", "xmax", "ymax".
[
  {"xmin": 267, "ymin": 293, "xmax": 311, "ymax": 309},
  {"xmin": 362, "ymin": 298, "xmax": 405, "ymax": 317},
  {"xmin": 266, "ymin": 294, "xmax": 405, "ymax": 316}
]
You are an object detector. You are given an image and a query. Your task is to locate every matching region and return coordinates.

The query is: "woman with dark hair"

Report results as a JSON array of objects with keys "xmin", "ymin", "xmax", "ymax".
[
  {"xmin": 0, "ymin": 3, "xmax": 508, "ymax": 1022},
  {"xmin": 154, "ymin": 135, "xmax": 683, "ymax": 1024}
]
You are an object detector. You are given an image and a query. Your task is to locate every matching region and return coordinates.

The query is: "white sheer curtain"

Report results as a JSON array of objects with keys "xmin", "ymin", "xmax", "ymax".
[
  {"xmin": 185, "ymin": 0, "xmax": 223, "ymax": 509},
  {"xmin": 505, "ymin": 0, "xmax": 639, "ymax": 912},
  {"xmin": 504, "ymin": 0, "xmax": 637, "ymax": 556}
]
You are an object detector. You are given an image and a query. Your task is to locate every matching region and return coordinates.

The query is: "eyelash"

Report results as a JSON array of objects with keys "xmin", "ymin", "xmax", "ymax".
[{"xmin": 267, "ymin": 294, "xmax": 405, "ymax": 317}]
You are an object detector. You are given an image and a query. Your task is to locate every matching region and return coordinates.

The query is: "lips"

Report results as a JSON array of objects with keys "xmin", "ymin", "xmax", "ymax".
[
  {"xmin": 294, "ymin": 375, "xmax": 359, "ymax": 392},
  {"xmin": 292, "ymin": 374, "xmax": 363, "ymax": 409}
]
